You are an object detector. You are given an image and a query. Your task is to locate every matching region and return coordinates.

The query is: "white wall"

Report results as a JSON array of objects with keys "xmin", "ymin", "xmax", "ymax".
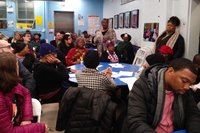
[
  {"xmin": 187, "ymin": 0, "xmax": 200, "ymax": 59},
  {"xmin": 103, "ymin": 0, "xmax": 200, "ymax": 59}
]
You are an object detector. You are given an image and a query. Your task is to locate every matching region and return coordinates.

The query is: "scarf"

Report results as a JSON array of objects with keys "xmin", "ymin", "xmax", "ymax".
[
  {"xmin": 154, "ymin": 29, "xmax": 180, "ymax": 52},
  {"xmin": 107, "ymin": 50, "xmax": 118, "ymax": 61}
]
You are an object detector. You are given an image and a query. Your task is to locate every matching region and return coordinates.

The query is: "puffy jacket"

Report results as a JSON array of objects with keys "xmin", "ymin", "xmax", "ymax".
[
  {"xmin": 0, "ymin": 83, "xmax": 45, "ymax": 133},
  {"xmin": 127, "ymin": 65, "xmax": 200, "ymax": 133},
  {"xmin": 56, "ymin": 87, "xmax": 125, "ymax": 133}
]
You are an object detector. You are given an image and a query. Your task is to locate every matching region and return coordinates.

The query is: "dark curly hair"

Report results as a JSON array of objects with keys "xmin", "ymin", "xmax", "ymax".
[{"xmin": 168, "ymin": 16, "xmax": 181, "ymax": 27}]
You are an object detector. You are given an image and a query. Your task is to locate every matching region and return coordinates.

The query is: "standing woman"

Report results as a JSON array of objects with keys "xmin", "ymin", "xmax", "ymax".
[
  {"xmin": 0, "ymin": 52, "xmax": 47, "ymax": 133},
  {"xmin": 154, "ymin": 16, "xmax": 185, "ymax": 59}
]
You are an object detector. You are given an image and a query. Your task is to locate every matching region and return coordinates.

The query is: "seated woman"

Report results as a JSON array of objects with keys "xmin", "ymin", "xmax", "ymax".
[
  {"xmin": 0, "ymin": 52, "xmax": 47, "ymax": 133},
  {"xmin": 65, "ymin": 37, "xmax": 88, "ymax": 66},
  {"xmin": 11, "ymin": 41, "xmax": 37, "ymax": 73},
  {"xmin": 115, "ymin": 33, "xmax": 134, "ymax": 64},
  {"xmin": 100, "ymin": 40, "xmax": 119, "ymax": 63},
  {"xmin": 33, "ymin": 43, "xmax": 69, "ymax": 103}
]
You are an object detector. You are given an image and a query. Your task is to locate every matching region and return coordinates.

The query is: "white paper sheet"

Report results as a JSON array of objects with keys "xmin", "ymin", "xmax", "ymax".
[
  {"xmin": 118, "ymin": 71, "xmax": 133, "ymax": 76},
  {"xmin": 119, "ymin": 77, "xmax": 137, "ymax": 91},
  {"xmin": 109, "ymin": 63, "xmax": 124, "ymax": 68}
]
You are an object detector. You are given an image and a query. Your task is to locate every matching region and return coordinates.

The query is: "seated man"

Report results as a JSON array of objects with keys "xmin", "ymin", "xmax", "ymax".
[
  {"xmin": 128, "ymin": 58, "xmax": 200, "ymax": 133},
  {"xmin": 33, "ymin": 43, "xmax": 69, "ymax": 103},
  {"xmin": 75, "ymin": 50, "xmax": 116, "ymax": 92}
]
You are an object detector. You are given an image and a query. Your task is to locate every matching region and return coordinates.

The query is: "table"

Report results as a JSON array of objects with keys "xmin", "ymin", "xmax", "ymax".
[{"xmin": 69, "ymin": 62, "xmax": 140, "ymax": 89}]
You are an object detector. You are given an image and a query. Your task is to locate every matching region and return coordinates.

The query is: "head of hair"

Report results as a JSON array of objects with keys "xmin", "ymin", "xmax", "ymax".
[
  {"xmin": 0, "ymin": 52, "xmax": 21, "ymax": 93},
  {"xmin": 63, "ymin": 34, "xmax": 71, "ymax": 41},
  {"xmin": 22, "ymin": 32, "xmax": 31, "ymax": 37},
  {"xmin": 11, "ymin": 41, "xmax": 26, "ymax": 54},
  {"xmin": 193, "ymin": 54, "xmax": 200, "ymax": 65},
  {"xmin": 82, "ymin": 31, "xmax": 87, "ymax": 34},
  {"xmin": 60, "ymin": 31, "xmax": 65, "ymax": 35},
  {"xmin": 146, "ymin": 53, "xmax": 165, "ymax": 66},
  {"xmin": 169, "ymin": 58, "xmax": 197, "ymax": 75},
  {"xmin": 76, "ymin": 37, "xmax": 85, "ymax": 44},
  {"xmin": 83, "ymin": 50, "xmax": 99, "ymax": 68},
  {"xmin": 168, "ymin": 16, "xmax": 181, "ymax": 27},
  {"xmin": 101, "ymin": 18, "xmax": 108, "ymax": 23}
]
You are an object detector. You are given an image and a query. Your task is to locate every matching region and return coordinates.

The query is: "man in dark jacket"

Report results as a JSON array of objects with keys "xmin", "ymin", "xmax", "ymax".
[
  {"xmin": 56, "ymin": 86, "xmax": 125, "ymax": 133},
  {"xmin": 127, "ymin": 58, "xmax": 200, "ymax": 133}
]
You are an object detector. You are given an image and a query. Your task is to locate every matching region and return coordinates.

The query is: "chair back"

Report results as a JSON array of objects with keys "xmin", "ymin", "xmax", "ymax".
[
  {"xmin": 32, "ymin": 98, "xmax": 42, "ymax": 122},
  {"xmin": 132, "ymin": 46, "xmax": 153, "ymax": 66}
]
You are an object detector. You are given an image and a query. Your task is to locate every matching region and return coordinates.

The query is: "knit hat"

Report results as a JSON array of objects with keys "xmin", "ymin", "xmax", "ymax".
[
  {"xmin": 11, "ymin": 41, "xmax": 26, "ymax": 53},
  {"xmin": 39, "ymin": 43, "xmax": 56, "ymax": 56},
  {"xmin": 159, "ymin": 45, "xmax": 173, "ymax": 55},
  {"xmin": 40, "ymin": 39, "xmax": 46, "ymax": 44},
  {"xmin": 106, "ymin": 40, "xmax": 115, "ymax": 48},
  {"xmin": 121, "ymin": 33, "xmax": 132, "ymax": 41},
  {"xmin": 146, "ymin": 53, "xmax": 165, "ymax": 66}
]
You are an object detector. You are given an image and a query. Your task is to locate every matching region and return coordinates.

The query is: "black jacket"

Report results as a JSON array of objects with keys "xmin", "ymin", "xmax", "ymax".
[
  {"xmin": 127, "ymin": 65, "xmax": 200, "ymax": 133},
  {"xmin": 56, "ymin": 87, "xmax": 125, "ymax": 133}
]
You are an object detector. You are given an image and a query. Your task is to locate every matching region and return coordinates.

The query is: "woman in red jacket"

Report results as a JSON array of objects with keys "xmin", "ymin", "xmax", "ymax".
[
  {"xmin": 0, "ymin": 52, "xmax": 47, "ymax": 133},
  {"xmin": 65, "ymin": 37, "xmax": 88, "ymax": 66}
]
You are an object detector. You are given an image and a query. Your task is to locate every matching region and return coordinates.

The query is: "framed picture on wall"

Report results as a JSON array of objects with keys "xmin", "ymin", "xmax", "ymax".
[
  {"xmin": 114, "ymin": 15, "xmax": 118, "ymax": 29},
  {"xmin": 143, "ymin": 23, "xmax": 159, "ymax": 42},
  {"xmin": 108, "ymin": 18, "xmax": 113, "ymax": 29},
  {"xmin": 124, "ymin": 11, "xmax": 131, "ymax": 28},
  {"xmin": 131, "ymin": 9, "xmax": 139, "ymax": 28},
  {"xmin": 119, "ymin": 13, "xmax": 124, "ymax": 28}
]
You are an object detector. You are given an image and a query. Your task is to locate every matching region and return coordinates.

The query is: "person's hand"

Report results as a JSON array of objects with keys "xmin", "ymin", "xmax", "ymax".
[
  {"xmin": 110, "ymin": 59, "xmax": 119, "ymax": 63},
  {"xmin": 20, "ymin": 121, "xmax": 31, "ymax": 125},
  {"xmin": 46, "ymin": 55, "xmax": 60, "ymax": 64},
  {"xmin": 101, "ymin": 67, "xmax": 112, "ymax": 77},
  {"xmin": 45, "ymin": 124, "xmax": 49, "ymax": 133},
  {"xmin": 70, "ymin": 68, "xmax": 77, "ymax": 73}
]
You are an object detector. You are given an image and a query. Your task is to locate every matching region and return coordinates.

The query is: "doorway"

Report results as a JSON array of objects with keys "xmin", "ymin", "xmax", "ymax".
[{"xmin": 54, "ymin": 11, "xmax": 74, "ymax": 33}]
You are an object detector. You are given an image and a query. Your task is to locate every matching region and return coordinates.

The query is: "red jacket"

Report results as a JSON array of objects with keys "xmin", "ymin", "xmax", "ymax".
[
  {"xmin": 65, "ymin": 48, "xmax": 88, "ymax": 66},
  {"xmin": 0, "ymin": 83, "xmax": 45, "ymax": 133}
]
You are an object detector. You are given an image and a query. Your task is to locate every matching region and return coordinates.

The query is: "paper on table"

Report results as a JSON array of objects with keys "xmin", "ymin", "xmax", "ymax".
[
  {"xmin": 119, "ymin": 77, "xmax": 137, "ymax": 91},
  {"xmin": 111, "ymin": 71, "xmax": 120, "ymax": 78},
  {"xmin": 118, "ymin": 71, "xmax": 133, "ymax": 76},
  {"xmin": 109, "ymin": 63, "xmax": 124, "ymax": 68}
]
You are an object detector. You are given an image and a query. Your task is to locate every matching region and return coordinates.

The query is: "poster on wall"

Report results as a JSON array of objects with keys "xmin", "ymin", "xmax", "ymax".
[
  {"xmin": 124, "ymin": 11, "xmax": 130, "ymax": 28},
  {"xmin": 78, "ymin": 14, "xmax": 84, "ymax": 26},
  {"xmin": 131, "ymin": 9, "xmax": 139, "ymax": 28},
  {"xmin": 119, "ymin": 13, "xmax": 124, "ymax": 28},
  {"xmin": 143, "ymin": 23, "xmax": 159, "ymax": 42},
  {"xmin": 36, "ymin": 16, "xmax": 43, "ymax": 26},
  {"xmin": 108, "ymin": 18, "xmax": 113, "ymax": 29},
  {"xmin": 88, "ymin": 16, "xmax": 100, "ymax": 35},
  {"xmin": 114, "ymin": 15, "xmax": 118, "ymax": 29}
]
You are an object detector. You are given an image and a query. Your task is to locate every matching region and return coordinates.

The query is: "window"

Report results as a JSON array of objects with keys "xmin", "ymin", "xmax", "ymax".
[
  {"xmin": 16, "ymin": 0, "xmax": 35, "ymax": 29},
  {"xmin": 0, "ymin": 0, "xmax": 7, "ymax": 29}
]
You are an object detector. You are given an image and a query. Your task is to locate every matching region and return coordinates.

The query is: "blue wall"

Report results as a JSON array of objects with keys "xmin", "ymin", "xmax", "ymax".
[{"xmin": 1, "ymin": 0, "xmax": 103, "ymax": 42}]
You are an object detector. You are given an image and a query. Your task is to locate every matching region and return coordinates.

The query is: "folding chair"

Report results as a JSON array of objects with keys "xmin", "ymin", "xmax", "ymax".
[
  {"xmin": 32, "ymin": 98, "xmax": 42, "ymax": 122},
  {"xmin": 132, "ymin": 46, "xmax": 153, "ymax": 67}
]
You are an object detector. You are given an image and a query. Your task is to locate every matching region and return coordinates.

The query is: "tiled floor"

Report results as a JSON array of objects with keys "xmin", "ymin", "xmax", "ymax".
[{"xmin": 41, "ymin": 103, "xmax": 64, "ymax": 133}]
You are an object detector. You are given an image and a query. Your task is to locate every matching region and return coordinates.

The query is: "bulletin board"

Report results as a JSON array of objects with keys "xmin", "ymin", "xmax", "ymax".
[{"xmin": 88, "ymin": 16, "xmax": 100, "ymax": 35}]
